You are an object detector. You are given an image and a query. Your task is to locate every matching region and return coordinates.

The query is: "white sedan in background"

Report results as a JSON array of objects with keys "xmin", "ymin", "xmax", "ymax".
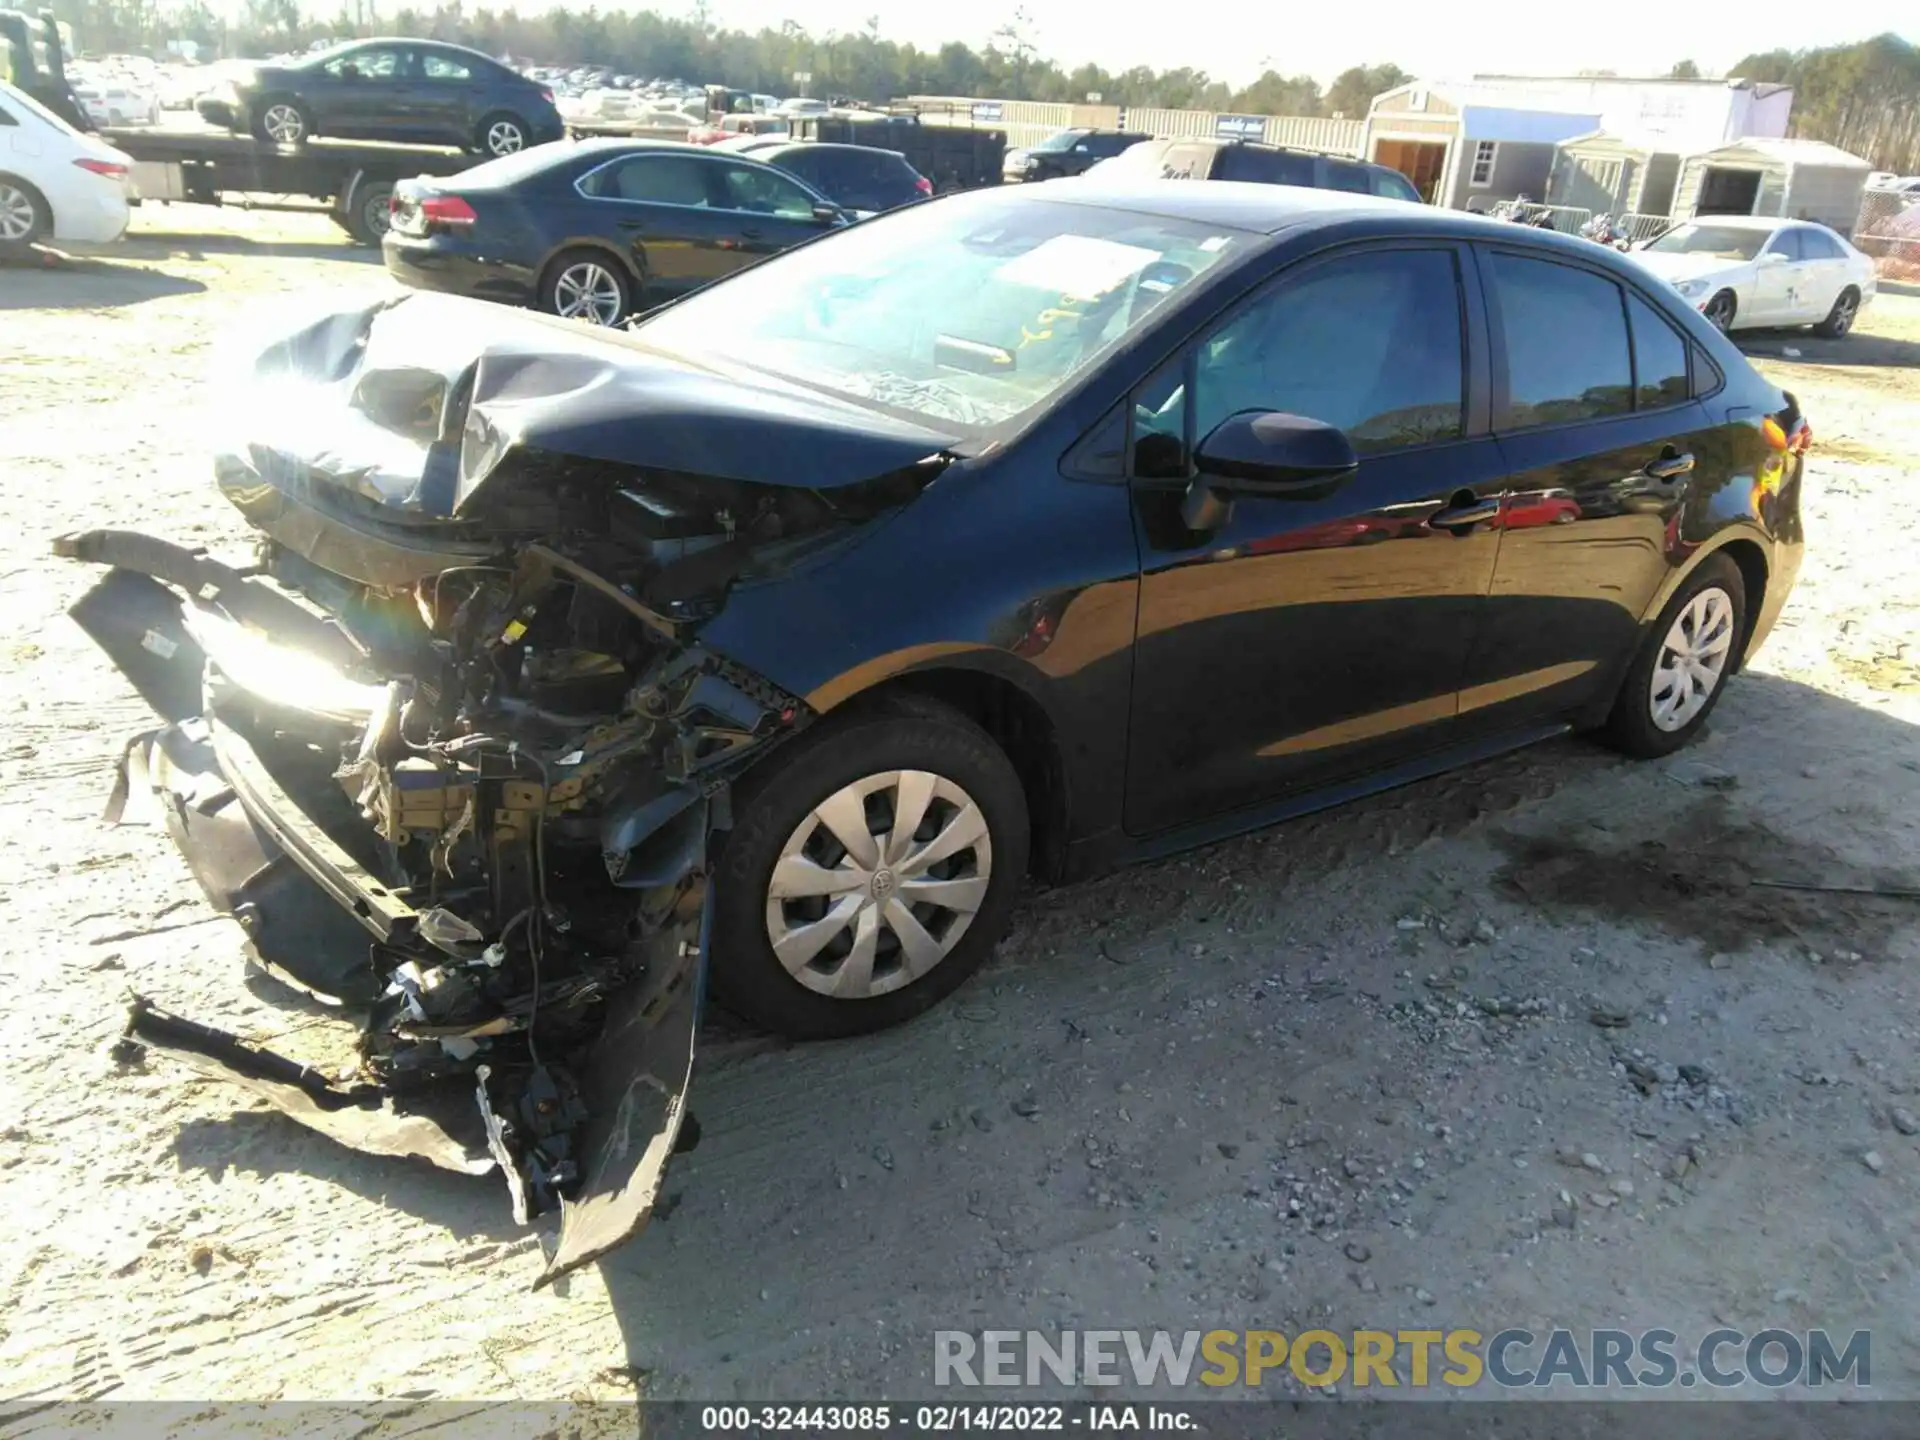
[
  {"xmin": 0, "ymin": 80, "xmax": 135, "ymax": 246},
  {"xmin": 1630, "ymin": 215, "xmax": 1877, "ymax": 338}
]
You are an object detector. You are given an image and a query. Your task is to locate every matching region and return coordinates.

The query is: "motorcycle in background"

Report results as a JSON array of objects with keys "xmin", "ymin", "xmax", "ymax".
[{"xmin": 1580, "ymin": 213, "xmax": 1633, "ymax": 251}]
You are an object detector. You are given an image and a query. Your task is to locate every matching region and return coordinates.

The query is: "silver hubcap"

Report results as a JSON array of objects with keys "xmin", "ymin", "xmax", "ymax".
[
  {"xmin": 486, "ymin": 121, "xmax": 524, "ymax": 154},
  {"xmin": 264, "ymin": 104, "xmax": 304, "ymax": 142},
  {"xmin": 1831, "ymin": 295, "xmax": 1855, "ymax": 333},
  {"xmin": 0, "ymin": 184, "xmax": 35, "ymax": 241},
  {"xmin": 765, "ymin": 769, "xmax": 992, "ymax": 1000},
  {"xmin": 1650, "ymin": 587, "xmax": 1735, "ymax": 732},
  {"xmin": 551, "ymin": 262, "xmax": 624, "ymax": 324},
  {"xmin": 362, "ymin": 193, "xmax": 390, "ymax": 237}
]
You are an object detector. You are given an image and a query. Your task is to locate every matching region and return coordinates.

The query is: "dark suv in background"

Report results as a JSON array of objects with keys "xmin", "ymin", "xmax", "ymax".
[
  {"xmin": 198, "ymin": 37, "xmax": 564, "ymax": 155},
  {"xmin": 1099, "ymin": 137, "xmax": 1423, "ymax": 202},
  {"xmin": 1003, "ymin": 127, "xmax": 1151, "ymax": 183},
  {"xmin": 730, "ymin": 140, "xmax": 932, "ymax": 216}
]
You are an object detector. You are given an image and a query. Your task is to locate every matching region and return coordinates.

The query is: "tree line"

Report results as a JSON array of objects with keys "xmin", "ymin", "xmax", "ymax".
[
  {"xmin": 45, "ymin": 0, "xmax": 1920, "ymax": 166},
  {"xmin": 1732, "ymin": 34, "xmax": 1920, "ymax": 175},
  {"xmin": 51, "ymin": 0, "xmax": 1410, "ymax": 117}
]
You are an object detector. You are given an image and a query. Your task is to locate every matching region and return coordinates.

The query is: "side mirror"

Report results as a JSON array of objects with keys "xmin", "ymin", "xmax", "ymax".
[
  {"xmin": 1182, "ymin": 411, "xmax": 1358, "ymax": 530},
  {"xmin": 812, "ymin": 203, "xmax": 846, "ymax": 225},
  {"xmin": 1759, "ymin": 250, "xmax": 1788, "ymax": 265}
]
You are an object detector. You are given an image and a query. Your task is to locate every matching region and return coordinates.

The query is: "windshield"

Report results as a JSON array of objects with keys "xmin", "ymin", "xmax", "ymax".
[
  {"xmin": 1645, "ymin": 223, "xmax": 1771, "ymax": 260},
  {"xmin": 1030, "ymin": 129, "xmax": 1087, "ymax": 154},
  {"xmin": 632, "ymin": 191, "xmax": 1245, "ymax": 432}
]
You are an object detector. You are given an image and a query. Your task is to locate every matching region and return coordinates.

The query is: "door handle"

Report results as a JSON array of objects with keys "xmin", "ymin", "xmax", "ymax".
[
  {"xmin": 1644, "ymin": 451, "xmax": 1695, "ymax": 481},
  {"xmin": 737, "ymin": 227, "xmax": 763, "ymax": 241},
  {"xmin": 1427, "ymin": 496, "xmax": 1501, "ymax": 532},
  {"xmin": 616, "ymin": 220, "xmax": 646, "ymax": 233}
]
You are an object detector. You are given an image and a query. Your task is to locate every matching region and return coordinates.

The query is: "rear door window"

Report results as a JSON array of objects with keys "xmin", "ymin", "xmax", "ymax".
[
  {"xmin": 581, "ymin": 154, "xmax": 713, "ymax": 206},
  {"xmin": 1798, "ymin": 228, "xmax": 1843, "ymax": 259},
  {"xmin": 1323, "ymin": 160, "xmax": 1373, "ymax": 194},
  {"xmin": 1488, "ymin": 252, "xmax": 1633, "ymax": 427},
  {"xmin": 1626, "ymin": 292, "xmax": 1690, "ymax": 410},
  {"xmin": 714, "ymin": 161, "xmax": 818, "ymax": 217},
  {"xmin": 421, "ymin": 52, "xmax": 473, "ymax": 80}
]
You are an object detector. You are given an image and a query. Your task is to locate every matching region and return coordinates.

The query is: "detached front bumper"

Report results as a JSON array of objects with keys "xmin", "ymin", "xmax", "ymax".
[{"xmin": 56, "ymin": 527, "xmax": 710, "ymax": 1286}]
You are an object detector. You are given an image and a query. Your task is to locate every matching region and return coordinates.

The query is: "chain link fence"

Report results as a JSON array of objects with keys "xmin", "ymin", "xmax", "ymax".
[{"xmin": 1854, "ymin": 187, "xmax": 1920, "ymax": 281}]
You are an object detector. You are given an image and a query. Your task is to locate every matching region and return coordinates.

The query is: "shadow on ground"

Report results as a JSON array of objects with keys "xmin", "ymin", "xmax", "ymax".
[
  {"xmin": 121, "ymin": 229, "xmax": 379, "ymax": 262},
  {"xmin": 1737, "ymin": 327, "xmax": 1920, "ymax": 369},
  {"xmin": 0, "ymin": 253, "xmax": 207, "ymax": 309}
]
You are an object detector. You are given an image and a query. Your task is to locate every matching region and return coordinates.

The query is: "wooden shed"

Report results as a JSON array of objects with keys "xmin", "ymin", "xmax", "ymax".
[
  {"xmin": 1547, "ymin": 130, "xmax": 1682, "ymax": 218},
  {"xmin": 1671, "ymin": 137, "xmax": 1871, "ymax": 233}
]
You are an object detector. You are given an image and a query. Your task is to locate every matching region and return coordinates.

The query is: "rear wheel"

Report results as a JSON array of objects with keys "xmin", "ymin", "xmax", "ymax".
[
  {"xmin": 477, "ymin": 112, "xmax": 530, "ymax": 156},
  {"xmin": 254, "ymin": 97, "xmax": 311, "ymax": 145},
  {"xmin": 1813, "ymin": 286, "xmax": 1859, "ymax": 338},
  {"xmin": 1601, "ymin": 553, "xmax": 1746, "ymax": 758},
  {"xmin": 341, "ymin": 178, "xmax": 394, "ymax": 246},
  {"xmin": 1703, "ymin": 289, "xmax": 1737, "ymax": 333},
  {"xmin": 710, "ymin": 697, "xmax": 1030, "ymax": 1039},
  {"xmin": 0, "ymin": 175, "xmax": 50, "ymax": 244},
  {"xmin": 540, "ymin": 249, "xmax": 632, "ymax": 325}
]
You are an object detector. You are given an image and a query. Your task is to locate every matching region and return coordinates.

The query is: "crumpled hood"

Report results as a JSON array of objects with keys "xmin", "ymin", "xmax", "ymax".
[{"xmin": 228, "ymin": 292, "xmax": 963, "ymax": 519}]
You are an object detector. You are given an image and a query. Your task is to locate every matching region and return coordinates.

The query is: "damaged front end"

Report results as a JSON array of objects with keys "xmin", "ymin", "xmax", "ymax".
[{"xmin": 56, "ymin": 293, "xmax": 957, "ymax": 1283}]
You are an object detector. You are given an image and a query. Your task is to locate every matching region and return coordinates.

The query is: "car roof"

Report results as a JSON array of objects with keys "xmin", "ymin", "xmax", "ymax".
[
  {"xmin": 1670, "ymin": 214, "xmax": 1785, "ymax": 231},
  {"xmin": 1028, "ymin": 177, "xmax": 1675, "ymax": 263},
  {"xmin": 754, "ymin": 142, "xmax": 906, "ymax": 160}
]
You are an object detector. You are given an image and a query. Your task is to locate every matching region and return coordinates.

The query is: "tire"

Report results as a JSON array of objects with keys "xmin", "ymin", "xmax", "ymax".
[
  {"xmin": 1600, "ymin": 553, "xmax": 1746, "ymax": 759},
  {"xmin": 539, "ymin": 248, "xmax": 633, "ymax": 326},
  {"xmin": 0, "ymin": 174, "xmax": 51, "ymax": 245},
  {"xmin": 709, "ymin": 696, "xmax": 1030, "ymax": 1040},
  {"xmin": 1813, "ymin": 286, "xmax": 1859, "ymax": 339},
  {"xmin": 477, "ymin": 112, "xmax": 530, "ymax": 156},
  {"xmin": 1702, "ymin": 289, "xmax": 1737, "ymax": 333},
  {"xmin": 253, "ymin": 97, "xmax": 311, "ymax": 145},
  {"xmin": 342, "ymin": 178, "xmax": 394, "ymax": 246}
]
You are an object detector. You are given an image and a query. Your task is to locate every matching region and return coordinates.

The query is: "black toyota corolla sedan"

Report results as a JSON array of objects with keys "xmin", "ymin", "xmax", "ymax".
[
  {"xmin": 57, "ymin": 180, "xmax": 1805, "ymax": 1279},
  {"xmin": 197, "ymin": 38, "xmax": 564, "ymax": 154},
  {"xmin": 384, "ymin": 139, "xmax": 848, "ymax": 324}
]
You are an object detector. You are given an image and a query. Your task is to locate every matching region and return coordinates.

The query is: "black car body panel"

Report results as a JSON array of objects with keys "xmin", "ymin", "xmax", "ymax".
[
  {"xmin": 57, "ymin": 182, "xmax": 1803, "ymax": 1280},
  {"xmin": 382, "ymin": 139, "xmax": 846, "ymax": 319},
  {"xmin": 207, "ymin": 37, "xmax": 563, "ymax": 149}
]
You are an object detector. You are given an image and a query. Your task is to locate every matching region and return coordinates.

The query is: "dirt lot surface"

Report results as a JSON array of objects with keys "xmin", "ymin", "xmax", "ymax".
[{"xmin": 3, "ymin": 210, "xmax": 1918, "ymax": 1406}]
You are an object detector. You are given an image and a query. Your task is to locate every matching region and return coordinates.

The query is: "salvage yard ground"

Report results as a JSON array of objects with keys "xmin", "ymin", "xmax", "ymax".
[{"xmin": 2, "ymin": 208, "xmax": 1918, "ymax": 1404}]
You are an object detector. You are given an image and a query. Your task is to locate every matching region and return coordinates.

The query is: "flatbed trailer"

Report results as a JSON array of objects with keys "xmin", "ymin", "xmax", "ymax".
[{"xmin": 100, "ymin": 129, "xmax": 483, "ymax": 245}]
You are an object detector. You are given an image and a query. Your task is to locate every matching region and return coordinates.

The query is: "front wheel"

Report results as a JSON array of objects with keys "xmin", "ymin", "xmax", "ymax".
[
  {"xmin": 540, "ymin": 249, "xmax": 633, "ymax": 325},
  {"xmin": 1600, "ymin": 553, "xmax": 1746, "ymax": 758},
  {"xmin": 710, "ymin": 697, "xmax": 1030, "ymax": 1039},
  {"xmin": 1813, "ymin": 287, "xmax": 1859, "ymax": 338},
  {"xmin": 1702, "ymin": 289, "xmax": 1737, "ymax": 333}
]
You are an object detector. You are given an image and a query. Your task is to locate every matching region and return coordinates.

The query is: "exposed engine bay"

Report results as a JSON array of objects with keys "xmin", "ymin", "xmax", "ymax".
[{"xmin": 53, "ymin": 291, "xmax": 963, "ymax": 1284}]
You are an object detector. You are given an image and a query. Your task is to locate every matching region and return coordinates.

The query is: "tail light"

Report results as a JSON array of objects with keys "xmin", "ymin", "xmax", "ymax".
[
  {"xmin": 419, "ymin": 194, "xmax": 478, "ymax": 228},
  {"xmin": 74, "ymin": 158, "xmax": 129, "ymax": 180},
  {"xmin": 914, "ymin": 175, "xmax": 933, "ymax": 196}
]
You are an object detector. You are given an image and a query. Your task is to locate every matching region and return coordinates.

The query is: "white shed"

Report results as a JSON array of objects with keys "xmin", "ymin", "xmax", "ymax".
[{"xmin": 1671, "ymin": 137, "xmax": 1872, "ymax": 234}]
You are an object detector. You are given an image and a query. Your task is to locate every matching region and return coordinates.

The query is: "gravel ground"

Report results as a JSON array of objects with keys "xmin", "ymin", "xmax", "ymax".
[{"xmin": 2, "ymin": 209, "xmax": 1917, "ymax": 1406}]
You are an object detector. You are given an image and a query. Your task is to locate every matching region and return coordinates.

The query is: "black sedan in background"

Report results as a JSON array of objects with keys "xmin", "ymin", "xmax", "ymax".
[
  {"xmin": 725, "ymin": 140, "xmax": 932, "ymax": 215},
  {"xmin": 1002, "ymin": 126, "xmax": 1151, "ymax": 183},
  {"xmin": 197, "ymin": 38, "xmax": 563, "ymax": 154},
  {"xmin": 384, "ymin": 139, "xmax": 847, "ymax": 324}
]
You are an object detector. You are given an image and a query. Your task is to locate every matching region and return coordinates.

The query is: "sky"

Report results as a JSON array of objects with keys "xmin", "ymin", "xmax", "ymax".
[{"xmin": 678, "ymin": 0, "xmax": 1910, "ymax": 90}]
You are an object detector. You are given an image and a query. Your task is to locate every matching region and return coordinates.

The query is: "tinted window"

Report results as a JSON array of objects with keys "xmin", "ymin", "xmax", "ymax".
[
  {"xmin": 326, "ymin": 47, "xmax": 402, "ymax": 78},
  {"xmin": 1217, "ymin": 147, "xmax": 1315, "ymax": 186},
  {"xmin": 1191, "ymin": 249, "xmax": 1465, "ymax": 455},
  {"xmin": 1324, "ymin": 160, "xmax": 1373, "ymax": 194},
  {"xmin": 1765, "ymin": 228, "xmax": 1803, "ymax": 260},
  {"xmin": 715, "ymin": 162, "xmax": 817, "ymax": 217},
  {"xmin": 1626, "ymin": 293, "xmax": 1689, "ymax": 410},
  {"xmin": 1085, "ymin": 133, "xmax": 1135, "ymax": 157},
  {"xmin": 582, "ymin": 155, "xmax": 713, "ymax": 206},
  {"xmin": 421, "ymin": 52, "xmax": 473, "ymax": 80},
  {"xmin": 1490, "ymin": 253, "xmax": 1632, "ymax": 427},
  {"xmin": 1799, "ymin": 228, "xmax": 1843, "ymax": 259},
  {"xmin": 0, "ymin": 104, "xmax": 13, "ymax": 126},
  {"xmin": 1371, "ymin": 169, "xmax": 1422, "ymax": 203}
]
